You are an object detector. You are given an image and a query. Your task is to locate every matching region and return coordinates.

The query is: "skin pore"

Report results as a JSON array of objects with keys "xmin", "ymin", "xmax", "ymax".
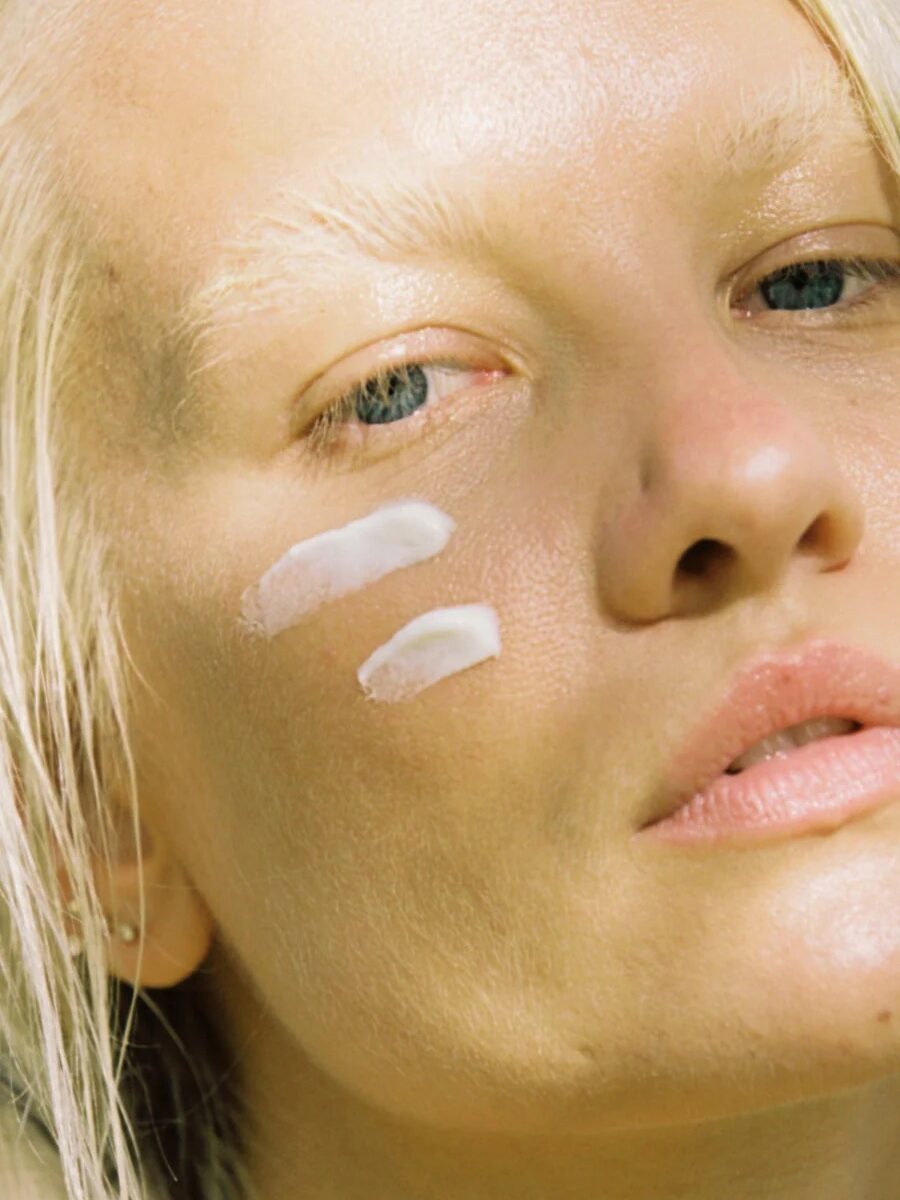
[{"xmin": 34, "ymin": 0, "xmax": 900, "ymax": 1197}]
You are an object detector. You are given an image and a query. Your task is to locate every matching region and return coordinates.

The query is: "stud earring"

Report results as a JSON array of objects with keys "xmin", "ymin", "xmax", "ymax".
[
  {"xmin": 114, "ymin": 921, "xmax": 139, "ymax": 945},
  {"xmin": 63, "ymin": 900, "xmax": 141, "ymax": 957}
]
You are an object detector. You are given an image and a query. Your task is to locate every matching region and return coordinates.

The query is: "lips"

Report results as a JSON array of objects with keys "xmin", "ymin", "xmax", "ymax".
[
  {"xmin": 724, "ymin": 716, "xmax": 861, "ymax": 774},
  {"xmin": 639, "ymin": 639, "xmax": 900, "ymax": 830}
]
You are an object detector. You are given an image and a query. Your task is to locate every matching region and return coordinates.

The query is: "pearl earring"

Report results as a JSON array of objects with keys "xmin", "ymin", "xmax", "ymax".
[
  {"xmin": 63, "ymin": 900, "xmax": 141, "ymax": 957},
  {"xmin": 114, "ymin": 921, "xmax": 139, "ymax": 945}
]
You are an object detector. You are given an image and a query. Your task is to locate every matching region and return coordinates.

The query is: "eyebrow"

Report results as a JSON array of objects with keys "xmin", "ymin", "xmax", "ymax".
[
  {"xmin": 174, "ymin": 168, "xmax": 492, "ymax": 381},
  {"xmin": 690, "ymin": 64, "xmax": 873, "ymax": 185},
  {"xmin": 173, "ymin": 66, "xmax": 877, "ymax": 381}
]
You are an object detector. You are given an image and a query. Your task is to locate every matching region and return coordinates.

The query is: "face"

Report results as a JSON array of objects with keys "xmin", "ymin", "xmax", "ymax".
[{"xmin": 43, "ymin": 0, "xmax": 900, "ymax": 1138}]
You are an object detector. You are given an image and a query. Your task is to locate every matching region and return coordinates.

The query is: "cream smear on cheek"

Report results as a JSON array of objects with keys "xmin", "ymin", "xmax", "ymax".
[
  {"xmin": 241, "ymin": 499, "xmax": 456, "ymax": 637},
  {"xmin": 241, "ymin": 498, "xmax": 501, "ymax": 702},
  {"xmin": 357, "ymin": 604, "xmax": 501, "ymax": 703}
]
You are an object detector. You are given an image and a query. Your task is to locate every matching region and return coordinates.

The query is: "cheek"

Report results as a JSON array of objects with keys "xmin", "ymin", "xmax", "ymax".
[
  {"xmin": 130, "ymin": 516, "xmax": 572, "ymax": 943},
  {"xmin": 122, "ymin": 484, "xmax": 692, "ymax": 1130}
]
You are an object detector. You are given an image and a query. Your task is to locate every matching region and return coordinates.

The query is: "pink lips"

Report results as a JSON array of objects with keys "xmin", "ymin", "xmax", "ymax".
[{"xmin": 635, "ymin": 640, "xmax": 900, "ymax": 848}]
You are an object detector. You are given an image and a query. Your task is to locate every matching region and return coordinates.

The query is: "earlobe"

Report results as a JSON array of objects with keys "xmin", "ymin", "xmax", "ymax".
[
  {"xmin": 61, "ymin": 808, "xmax": 216, "ymax": 989},
  {"xmin": 103, "ymin": 851, "xmax": 216, "ymax": 989}
]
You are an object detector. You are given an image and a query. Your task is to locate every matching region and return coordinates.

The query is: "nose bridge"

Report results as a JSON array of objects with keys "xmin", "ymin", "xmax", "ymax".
[{"xmin": 599, "ymin": 336, "xmax": 866, "ymax": 623}]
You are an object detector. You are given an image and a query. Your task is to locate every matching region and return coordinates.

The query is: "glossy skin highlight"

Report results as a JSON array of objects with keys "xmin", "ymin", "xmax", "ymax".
[{"xmin": 37, "ymin": 0, "xmax": 900, "ymax": 1197}]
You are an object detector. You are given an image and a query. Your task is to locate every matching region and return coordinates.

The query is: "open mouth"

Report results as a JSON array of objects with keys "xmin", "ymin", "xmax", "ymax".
[{"xmin": 723, "ymin": 717, "xmax": 863, "ymax": 775}]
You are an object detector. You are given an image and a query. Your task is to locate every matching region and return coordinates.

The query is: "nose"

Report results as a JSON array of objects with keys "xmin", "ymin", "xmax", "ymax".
[{"xmin": 598, "ymin": 353, "xmax": 866, "ymax": 623}]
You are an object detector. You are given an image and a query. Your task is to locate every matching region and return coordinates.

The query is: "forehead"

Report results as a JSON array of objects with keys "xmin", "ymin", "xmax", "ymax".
[{"xmin": 38, "ymin": 0, "xmax": 875, "ymax": 355}]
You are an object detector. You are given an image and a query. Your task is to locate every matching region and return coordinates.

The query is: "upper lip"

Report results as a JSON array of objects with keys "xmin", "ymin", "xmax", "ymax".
[{"xmin": 641, "ymin": 639, "xmax": 900, "ymax": 829}]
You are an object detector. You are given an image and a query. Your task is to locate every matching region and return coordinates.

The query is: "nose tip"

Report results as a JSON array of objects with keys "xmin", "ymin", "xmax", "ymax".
[{"xmin": 600, "ymin": 434, "xmax": 865, "ymax": 624}]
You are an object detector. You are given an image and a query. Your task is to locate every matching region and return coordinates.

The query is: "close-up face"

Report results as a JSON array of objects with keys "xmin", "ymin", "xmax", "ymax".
[{"xmin": 39, "ymin": 0, "xmax": 900, "ymax": 1145}]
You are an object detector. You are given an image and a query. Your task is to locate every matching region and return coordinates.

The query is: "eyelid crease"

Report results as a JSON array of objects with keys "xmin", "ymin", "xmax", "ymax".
[
  {"xmin": 294, "ymin": 323, "xmax": 520, "ymax": 426},
  {"xmin": 318, "ymin": 358, "xmax": 474, "ymax": 408}
]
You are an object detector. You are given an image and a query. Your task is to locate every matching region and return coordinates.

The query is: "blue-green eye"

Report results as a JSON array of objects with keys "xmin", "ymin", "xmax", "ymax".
[
  {"xmin": 760, "ymin": 260, "xmax": 845, "ymax": 310},
  {"xmin": 750, "ymin": 256, "xmax": 900, "ymax": 314},
  {"xmin": 354, "ymin": 364, "xmax": 429, "ymax": 425},
  {"xmin": 306, "ymin": 362, "xmax": 493, "ymax": 456}
]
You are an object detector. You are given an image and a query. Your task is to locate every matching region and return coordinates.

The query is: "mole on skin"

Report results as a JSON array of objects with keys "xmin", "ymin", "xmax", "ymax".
[{"xmin": 241, "ymin": 499, "xmax": 502, "ymax": 701}]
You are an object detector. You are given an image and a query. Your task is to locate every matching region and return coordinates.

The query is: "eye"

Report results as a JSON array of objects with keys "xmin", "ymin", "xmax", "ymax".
[
  {"xmin": 306, "ymin": 361, "xmax": 503, "ymax": 457},
  {"xmin": 735, "ymin": 256, "xmax": 900, "ymax": 317}
]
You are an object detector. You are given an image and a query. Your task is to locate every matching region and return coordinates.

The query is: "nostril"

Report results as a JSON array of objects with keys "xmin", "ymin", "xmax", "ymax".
[
  {"xmin": 799, "ymin": 512, "xmax": 833, "ymax": 552},
  {"xmin": 678, "ymin": 538, "xmax": 735, "ymax": 578}
]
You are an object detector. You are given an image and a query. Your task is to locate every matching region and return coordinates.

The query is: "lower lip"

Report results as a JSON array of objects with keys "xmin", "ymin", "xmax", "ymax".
[{"xmin": 637, "ymin": 726, "xmax": 900, "ymax": 847}]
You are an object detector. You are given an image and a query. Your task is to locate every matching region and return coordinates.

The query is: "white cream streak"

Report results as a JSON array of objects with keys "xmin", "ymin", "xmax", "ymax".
[
  {"xmin": 357, "ymin": 605, "xmax": 501, "ymax": 703},
  {"xmin": 241, "ymin": 500, "xmax": 456, "ymax": 637}
]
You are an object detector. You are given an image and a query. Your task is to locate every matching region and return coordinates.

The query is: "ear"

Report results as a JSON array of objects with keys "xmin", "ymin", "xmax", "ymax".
[{"xmin": 61, "ymin": 801, "xmax": 216, "ymax": 990}]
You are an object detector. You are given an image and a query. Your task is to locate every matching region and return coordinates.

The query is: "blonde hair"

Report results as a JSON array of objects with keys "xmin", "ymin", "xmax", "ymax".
[
  {"xmin": 0, "ymin": 4, "xmax": 247, "ymax": 1198},
  {"xmin": 0, "ymin": 1, "xmax": 896, "ymax": 1198},
  {"xmin": 794, "ymin": 0, "xmax": 900, "ymax": 174}
]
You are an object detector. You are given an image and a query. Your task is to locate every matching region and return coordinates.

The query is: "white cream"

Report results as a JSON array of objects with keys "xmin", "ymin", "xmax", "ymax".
[
  {"xmin": 357, "ymin": 604, "xmax": 501, "ymax": 703},
  {"xmin": 241, "ymin": 499, "xmax": 456, "ymax": 637}
]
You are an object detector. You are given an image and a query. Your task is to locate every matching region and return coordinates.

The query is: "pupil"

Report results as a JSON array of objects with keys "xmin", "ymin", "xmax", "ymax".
[
  {"xmin": 760, "ymin": 260, "xmax": 845, "ymax": 312},
  {"xmin": 355, "ymin": 366, "xmax": 429, "ymax": 425}
]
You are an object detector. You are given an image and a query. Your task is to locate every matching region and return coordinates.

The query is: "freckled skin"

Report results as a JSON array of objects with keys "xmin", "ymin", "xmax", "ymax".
[{"xmin": 32, "ymin": 0, "xmax": 900, "ymax": 1197}]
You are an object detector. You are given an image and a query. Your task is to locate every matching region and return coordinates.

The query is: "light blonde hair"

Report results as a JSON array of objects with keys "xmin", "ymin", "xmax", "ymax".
[
  {"xmin": 794, "ymin": 0, "xmax": 900, "ymax": 175},
  {"xmin": 0, "ymin": 4, "xmax": 247, "ymax": 1198},
  {"xmin": 0, "ymin": 1, "xmax": 896, "ymax": 1198}
]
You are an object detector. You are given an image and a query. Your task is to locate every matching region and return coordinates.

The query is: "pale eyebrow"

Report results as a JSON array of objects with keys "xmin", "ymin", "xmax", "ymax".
[
  {"xmin": 174, "ymin": 171, "xmax": 492, "ymax": 380},
  {"xmin": 690, "ymin": 66, "xmax": 873, "ymax": 185},
  {"xmin": 173, "ymin": 67, "xmax": 878, "ymax": 382}
]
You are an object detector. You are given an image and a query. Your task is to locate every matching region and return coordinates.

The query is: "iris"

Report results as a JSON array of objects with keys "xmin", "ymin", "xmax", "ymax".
[
  {"xmin": 354, "ymin": 365, "xmax": 429, "ymax": 425},
  {"xmin": 760, "ymin": 260, "xmax": 845, "ymax": 311}
]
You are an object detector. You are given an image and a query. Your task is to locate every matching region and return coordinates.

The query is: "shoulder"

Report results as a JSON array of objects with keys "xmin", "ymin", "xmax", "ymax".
[{"xmin": 0, "ymin": 1098, "xmax": 70, "ymax": 1200}]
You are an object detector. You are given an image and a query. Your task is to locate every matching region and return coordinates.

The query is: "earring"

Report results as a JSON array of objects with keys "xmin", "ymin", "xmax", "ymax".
[{"xmin": 63, "ymin": 900, "xmax": 141, "ymax": 957}]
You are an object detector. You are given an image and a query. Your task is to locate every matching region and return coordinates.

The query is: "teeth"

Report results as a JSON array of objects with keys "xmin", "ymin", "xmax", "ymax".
[{"xmin": 725, "ymin": 718, "xmax": 860, "ymax": 775}]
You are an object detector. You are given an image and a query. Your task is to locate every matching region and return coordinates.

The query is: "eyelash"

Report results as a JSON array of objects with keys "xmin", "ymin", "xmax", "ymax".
[
  {"xmin": 733, "ymin": 255, "xmax": 900, "ymax": 318},
  {"xmin": 304, "ymin": 255, "xmax": 900, "ymax": 458},
  {"xmin": 306, "ymin": 360, "xmax": 499, "ymax": 459}
]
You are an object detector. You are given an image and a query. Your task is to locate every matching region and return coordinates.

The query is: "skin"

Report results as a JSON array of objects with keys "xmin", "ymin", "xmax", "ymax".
[{"xmin": 35, "ymin": 0, "xmax": 900, "ymax": 1196}]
